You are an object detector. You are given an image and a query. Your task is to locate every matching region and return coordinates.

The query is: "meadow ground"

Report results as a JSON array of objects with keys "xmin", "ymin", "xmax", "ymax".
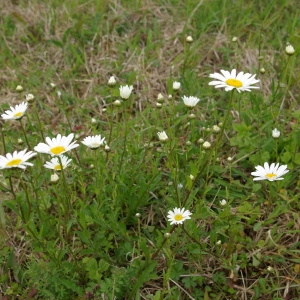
[{"xmin": 0, "ymin": 0, "xmax": 299, "ymax": 299}]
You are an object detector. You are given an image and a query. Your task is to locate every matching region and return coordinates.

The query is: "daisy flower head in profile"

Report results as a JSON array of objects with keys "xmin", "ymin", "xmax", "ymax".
[
  {"xmin": 208, "ymin": 69, "xmax": 260, "ymax": 93},
  {"xmin": 1, "ymin": 102, "xmax": 28, "ymax": 120},
  {"xmin": 44, "ymin": 155, "xmax": 72, "ymax": 171},
  {"xmin": 272, "ymin": 128, "xmax": 280, "ymax": 138},
  {"xmin": 182, "ymin": 96, "xmax": 200, "ymax": 108},
  {"xmin": 157, "ymin": 131, "xmax": 168, "ymax": 142},
  {"xmin": 167, "ymin": 207, "xmax": 192, "ymax": 225},
  {"xmin": 34, "ymin": 133, "xmax": 79, "ymax": 156},
  {"xmin": 119, "ymin": 85, "xmax": 133, "ymax": 100},
  {"xmin": 0, "ymin": 149, "xmax": 36, "ymax": 170},
  {"xmin": 173, "ymin": 81, "xmax": 181, "ymax": 90},
  {"xmin": 251, "ymin": 162, "xmax": 289, "ymax": 181},
  {"xmin": 108, "ymin": 76, "xmax": 117, "ymax": 86},
  {"xmin": 81, "ymin": 135, "xmax": 106, "ymax": 150},
  {"xmin": 285, "ymin": 43, "xmax": 295, "ymax": 56}
]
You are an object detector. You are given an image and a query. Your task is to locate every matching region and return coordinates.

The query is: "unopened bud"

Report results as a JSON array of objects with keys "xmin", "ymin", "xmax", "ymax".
[{"xmin": 51, "ymin": 173, "xmax": 59, "ymax": 183}]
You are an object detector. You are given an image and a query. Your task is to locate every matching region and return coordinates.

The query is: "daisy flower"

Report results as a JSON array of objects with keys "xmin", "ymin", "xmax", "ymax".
[
  {"xmin": 251, "ymin": 162, "xmax": 289, "ymax": 181},
  {"xmin": 182, "ymin": 96, "xmax": 200, "ymax": 108},
  {"xmin": 0, "ymin": 149, "xmax": 36, "ymax": 169},
  {"xmin": 167, "ymin": 207, "xmax": 192, "ymax": 225},
  {"xmin": 208, "ymin": 69, "xmax": 260, "ymax": 92},
  {"xmin": 34, "ymin": 133, "xmax": 79, "ymax": 156},
  {"xmin": 1, "ymin": 102, "xmax": 28, "ymax": 120},
  {"xmin": 119, "ymin": 85, "xmax": 133, "ymax": 99},
  {"xmin": 81, "ymin": 135, "xmax": 106, "ymax": 149},
  {"xmin": 44, "ymin": 155, "xmax": 72, "ymax": 171}
]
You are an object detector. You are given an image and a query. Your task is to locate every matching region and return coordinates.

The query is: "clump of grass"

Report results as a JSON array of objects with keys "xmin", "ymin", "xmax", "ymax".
[{"xmin": 0, "ymin": 0, "xmax": 299, "ymax": 299}]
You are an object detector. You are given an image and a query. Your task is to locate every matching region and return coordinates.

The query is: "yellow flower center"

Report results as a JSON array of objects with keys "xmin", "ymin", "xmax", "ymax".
[
  {"xmin": 266, "ymin": 173, "xmax": 276, "ymax": 179},
  {"xmin": 174, "ymin": 214, "xmax": 183, "ymax": 221},
  {"xmin": 50, "ymin": 146, "xmax": 66, "ymax": 155},
  {"xmin": 54, "ymin": 164, "xmax": 62, "ymax": 170},
  {"xmin": 6, "ymin": 159, "xmax": 22, "ymax": 166},
  {"xmin": 91, "ymin": 143, "xmax": 100, "ymax": 148},
  {"xmin": 226, "ymin": 79, "xmax": 243, "ymax": 88},
  {"xmin": 13, "ymin": 112, "xmax": 23, "ymax": 118}
]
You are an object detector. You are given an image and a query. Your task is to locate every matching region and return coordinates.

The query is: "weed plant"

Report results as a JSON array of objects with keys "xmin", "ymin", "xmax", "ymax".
[{"xmin": 0, "ymin": 0, "xmax": 299, "ymax": 299}]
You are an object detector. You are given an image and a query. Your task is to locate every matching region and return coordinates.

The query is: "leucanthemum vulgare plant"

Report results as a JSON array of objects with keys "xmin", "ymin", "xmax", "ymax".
[{"xmin": 0, "ymin": 2, "xmax": 299, "ymax": 299}]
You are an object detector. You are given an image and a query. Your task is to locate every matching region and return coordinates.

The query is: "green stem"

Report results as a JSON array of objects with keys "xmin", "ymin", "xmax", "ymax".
[
  {"xmin": 58, "ymin": 156, "xmax": 71, "ymax": 217},
  {"xmin": 1, "ymin": 129, "xmax": 7, "ymax": 154},
  {"xmin": 269, "ymin": 57, "xmax": 290, "ymax": 107},
  {"xmin": 8, "ymin": 174, "xmax": 16, "ymax": 199},
  {"xmin": 32, "ymin": 104, "xmax": 45, "ymax": 141},
  {"xmin": 127, "ymin": 225, "xmax": 176, "ymax": 299},
  {"xmin": 183, "ymin": 90, "xmax": 234, "ymax": 207},
  {"xmin": 19, "ymin": 118, "xmax": 31, "ymax": 150},
  {"xmin": 118, "ymin": 101, "xmax": 130, "ymax": 173},
  {"xmin": 17, "ymin": 171, "xmax": 32, "ymax": 222}
]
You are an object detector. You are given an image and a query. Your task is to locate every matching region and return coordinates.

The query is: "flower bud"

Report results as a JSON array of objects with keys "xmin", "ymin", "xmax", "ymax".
[
  {"xmin": 108, "ymin": 76, "xmax": 116, "ymax": 86},
  {"xmin": 220, "ymin": 199, "xmax": 227, "ymax": 206},
  {"xmin": 285, "ymin": 44, "xmax": 295, "ymax": 56},
  {"xmin": 173, "ymin": 81, "xmax": 181, "ymax": 90},
  {"xmin": 25, "ymin": 94, "xmax": 35, "ymax": 103},
  {"xmin": 113, "ymin": 100, "xmax": 121, "ymax": 106},
  {"xmin": 272, "ymin": 128, "xmax": 280, "ymax": 138},
  {"xmin": 51, "ymin": 173, "xmax": 59, "ymax": 183},
  {"xmin": 186, "ymin": 36, "xmax": 193, "ymax": 43},
  {"xmin": 157, "ymin": 93, "xmax": 164, "ymax": 103},
  {"xmin": 212, "ymin": 125, "xmax": 221, "ymax": 133},
  {"xmin": 157, "ymin": 131, "xmax": 168, "ymax": 142},
  {"xmin": 203, "ymin": 141, "xmax": 211, "ymax": 149},
  {"xmin": 16, "ymin": 85, "xmax": 23, "ymax": 92}
]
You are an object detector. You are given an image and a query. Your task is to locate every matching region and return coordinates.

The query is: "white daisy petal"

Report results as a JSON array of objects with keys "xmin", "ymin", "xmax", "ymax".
[
  {"xmin": 44, "ymin": 155, "xmax": 72, "ymax": 170},
  {"xmin": 251, "ymin": 162, "xmax": 289, "ymax": 182},
  {"xmin": 157, "ymin": 131, "xmax": 168, "ymax": 142},
  {"xmin": 167, "ymin": 207, "xmax": 192, "ymax": 225},
  {"xmin": 220, "ymin": 69, "xmax": 231, "ymax": 78},
  {"xmin": 1, "ymin": 102, "xmax": 28, "ymax": 120},
  {"xmin": 81, "ymin": 135, "xmax": 106, "ymax": 149},
  {"xmin": 34, "ymin": 133, "xmax": 79, "ymax": 156},
  {"xmin": 182, "ymin": 96, "xmax": 200, "ymax": 108},
  {"xmin": 209, "ymin": 69, "xmax": 260, "ymax": 92},
  {"xmin": 119, "ymin": 85, "xmax": 133, "ymax": 99},
  {"xmin": 0, "ymin": 149, "xmax": 37, "ymax": 169},
  {"xmin": 209, "ymin": 73, "xmax": 227, "ymax": 81}
]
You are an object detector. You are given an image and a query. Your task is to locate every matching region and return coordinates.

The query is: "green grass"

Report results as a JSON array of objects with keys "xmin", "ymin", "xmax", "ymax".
[{"xmin": 0, "ymin": 0, "xmax": 299, "ymax": 299}]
